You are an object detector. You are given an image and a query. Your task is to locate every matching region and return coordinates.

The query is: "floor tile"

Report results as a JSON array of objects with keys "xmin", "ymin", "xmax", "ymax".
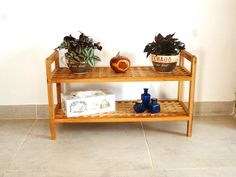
[
  {"xmin": 143, "ymin": 116, "xmax": 236, "ymax": 170},
  {"xmin": 156, "ymin": 167, "xmax": 236, "ymax": 177},
  {"xmin": 2, "ymin": 116, "xmax": 236, "ymax": 176},
  {"xmin": 7, "ymin": 120, "xmax": 152, "ymax": 173},
  {"xmin": 193, "ymin": 116, "xmax": 236, "ymax": 140},
  {"xmin": 3, "ymin": 169, "xmax": 155, "ymax": 177},
  {"xmin": 0, "ymin": 120, "xmax": 35, "ymax": 175}
]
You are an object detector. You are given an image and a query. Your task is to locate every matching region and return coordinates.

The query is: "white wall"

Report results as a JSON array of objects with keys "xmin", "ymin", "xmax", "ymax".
[{"xmin": 0, "ymin": 0, "xmax": 235, "ymax": 105}]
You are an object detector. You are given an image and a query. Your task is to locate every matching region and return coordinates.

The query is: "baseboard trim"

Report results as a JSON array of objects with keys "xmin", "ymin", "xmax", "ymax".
[
  {"xmin": 193, "ymin": 101, "xmax": 234, "ymax": 116},
  {"xmin": 0, "ymin": 101, "xmax": 234, "ymax": 119}
]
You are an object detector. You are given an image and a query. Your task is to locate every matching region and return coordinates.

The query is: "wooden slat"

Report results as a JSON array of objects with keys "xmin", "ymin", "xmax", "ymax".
[
  {"xmin": 51, "ymin": 66, "xmax": 191, "ymax": 83},
  {"xmin": 179, "ymin": 101, "xmax": 189, "ymax": 115},
  {"xmin": 55, "ymin": 116, "xmax": 189, "ymax": 123},
  {"xmin": 54, "ymin": 100, "xmax": 189, "ymax": 123}
]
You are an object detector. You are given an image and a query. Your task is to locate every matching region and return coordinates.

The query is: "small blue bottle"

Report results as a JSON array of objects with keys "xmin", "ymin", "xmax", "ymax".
[
  {"xmin": 133, "ymin": 99, "xmax": 145, "ymax": 113},
  {"xmin": 141, "ymin": 88, "xmax": 151, "ymax": 109},
  {"xmin": 148, "ymin": 98, "xmax": 160, "ymax": 113}
]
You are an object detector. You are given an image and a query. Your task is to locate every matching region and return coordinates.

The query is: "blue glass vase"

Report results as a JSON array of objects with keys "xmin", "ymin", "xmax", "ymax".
[
  {"xmin": 133, "ymin": 99, "xmax": 145, "ymax": 113},
  {"xmin": 141, "ymin": 88, "xmax": 151, "ymax": 109},
  {"xmin": 148, "ymin": 98, "xmax": 160, "ymax": 113}
]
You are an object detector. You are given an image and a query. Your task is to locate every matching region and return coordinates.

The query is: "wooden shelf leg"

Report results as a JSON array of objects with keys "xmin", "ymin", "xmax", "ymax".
[
  {"xmin": 187, "ymin": 119, "xmax": 192, "ymax": 137},
  {"xmin": 178, "ymin": 53, "xmax": 184, "ymax": 102},
  {"xmin": 47, "ymin": 82, "xmax": 56, "ymax": 140},
  {"xmin": 179, "ymin": 54, "xmax": 192, "ymax": 136},
  {"xmin": 187, "ymin": 80, "xmax": 195, "ymax": 137},
  {"xmin": 178, "ymin": 81, "xmax": 183, "ymax": 102},
  {"xmin": 50, "ymin": 119, "xmax": 56, "ymax": 140},
  {"xmin": 187, "ymin": 56, "xmax": 197, "ymax": 137},
  {"xmin": 56, "ymin": 83, "xmax": 62, "ymax": 108}
]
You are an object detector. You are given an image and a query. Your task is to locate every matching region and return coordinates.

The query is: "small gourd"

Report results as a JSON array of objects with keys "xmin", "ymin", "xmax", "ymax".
[{"xmin": 110, "ymin": 52, "xmax": 131, "ymax": 73}]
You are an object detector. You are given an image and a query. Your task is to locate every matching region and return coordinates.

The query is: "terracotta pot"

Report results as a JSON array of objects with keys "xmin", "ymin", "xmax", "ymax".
[{"xmin": 151, "ymin": 54, "xmax": 179, "ymax": 72}]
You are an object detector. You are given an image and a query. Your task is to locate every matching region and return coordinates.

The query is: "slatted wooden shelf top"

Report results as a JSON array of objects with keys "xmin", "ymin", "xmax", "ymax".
[
  {"xmin": 50, "ymin": 66, "xmax": 191, "ymax": 83},
  {"xmin": 46, "ymin": 50, "xmax": 197, "ymax": 140},
  {"xmin": 55, "ymin": 100, "xmax": 189, "ymax": 123}
]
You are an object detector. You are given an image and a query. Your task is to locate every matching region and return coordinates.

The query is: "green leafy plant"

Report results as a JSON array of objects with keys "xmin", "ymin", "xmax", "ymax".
[
  {"xmin": 56, "ymin": 32, "xmax": 102, "ymax": 67},
  {"xmin": 144, "ymin": 33, "xmax": 185, "ymax": 57}
]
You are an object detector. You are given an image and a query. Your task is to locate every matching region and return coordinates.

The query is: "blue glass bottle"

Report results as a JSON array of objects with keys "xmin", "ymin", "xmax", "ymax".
[
  {"xmin": 133, "ymin": 99, "xmax": 145, "ymax": 113},
  {"xmin": 148, "ymin": 98, "xmax": 160, "ymax": 113},
  {"xmin": 141, "ymin": 88, "xmax": 151, "ymax": 109}
]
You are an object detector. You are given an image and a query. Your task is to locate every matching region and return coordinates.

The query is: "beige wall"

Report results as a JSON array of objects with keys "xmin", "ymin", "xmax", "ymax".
[{"xmin": 0, "ymin": 0, "xmax": 235, "ymax": 105}]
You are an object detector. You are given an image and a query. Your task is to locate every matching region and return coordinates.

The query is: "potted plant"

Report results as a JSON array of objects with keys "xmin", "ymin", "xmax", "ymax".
[
  {"xmin": 56, "ymin": 32, "xmax": 102, "ymax": 74},
  {"xmin": 144, "ymin": 33, "xmax": 185, "ymax": 72}
]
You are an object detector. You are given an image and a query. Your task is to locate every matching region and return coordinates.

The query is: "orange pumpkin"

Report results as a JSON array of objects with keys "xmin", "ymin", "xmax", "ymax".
[{"xmin": 110, "ymin": 52, "xmax": 131, "ymax": 73}]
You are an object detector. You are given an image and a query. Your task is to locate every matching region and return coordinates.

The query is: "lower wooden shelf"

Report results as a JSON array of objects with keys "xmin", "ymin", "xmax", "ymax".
[{"xmin": 54, "ymin": 100, "xmax": 189, "ymax": 123}]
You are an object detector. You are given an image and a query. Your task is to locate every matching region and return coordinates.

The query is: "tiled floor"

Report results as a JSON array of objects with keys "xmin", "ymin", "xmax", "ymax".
[{"xmin": 0, "ymin": 116, "xmax": 236, "ymax": 177}]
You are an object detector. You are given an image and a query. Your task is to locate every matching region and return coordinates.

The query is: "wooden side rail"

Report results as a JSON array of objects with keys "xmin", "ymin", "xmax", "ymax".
[
  {"xmin": 180, "ymin": 50, "xmax": 197, "ymax": 77},
  {"xmin": 45, "ymin": 50, "xmax": 59, "ymax": 81},
  {"xmin": 180, "ymin": 50, "xmax": 197, "ymax": 63}
]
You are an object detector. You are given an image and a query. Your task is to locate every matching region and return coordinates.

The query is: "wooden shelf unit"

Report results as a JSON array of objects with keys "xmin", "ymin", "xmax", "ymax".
[{"xmin": 46, "ymin": 50, "xmax": 197, "ymax": 140}]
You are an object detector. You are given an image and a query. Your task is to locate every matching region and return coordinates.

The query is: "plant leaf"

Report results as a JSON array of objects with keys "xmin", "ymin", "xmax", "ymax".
[
  {"xmin": 92, "ymin": 55, "xmax": 101, "ymax": 61},
  {"xmin": 87, "ymin": 59, "xmax": 95, "ymax": 67},
  {"xmin": 87, "ymin": 47, "xmax": 94, "ymax": 58},
  {"xmin": 81, "ymin": 48, "xmax": 87, "ymax": 57}
]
